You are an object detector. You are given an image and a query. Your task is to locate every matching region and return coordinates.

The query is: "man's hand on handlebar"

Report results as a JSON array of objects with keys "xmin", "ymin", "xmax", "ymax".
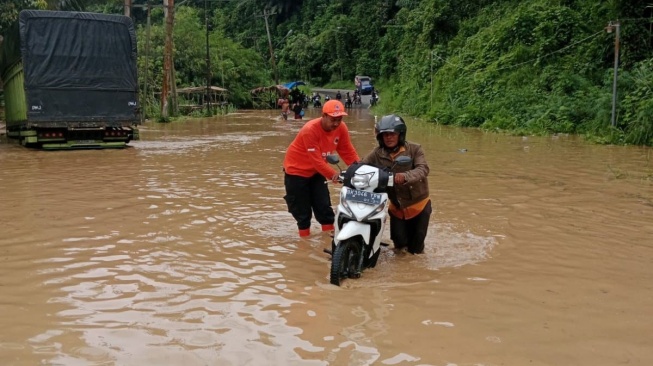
[{"xmin": 394, "ymin": 173, "xmax": 406, "ymax": 185}]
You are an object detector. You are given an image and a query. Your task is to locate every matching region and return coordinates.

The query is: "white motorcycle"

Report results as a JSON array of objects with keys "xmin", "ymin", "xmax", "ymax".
[{"xmin": 325, "ymin": 154, "xmax": 412, "ymax": 286}]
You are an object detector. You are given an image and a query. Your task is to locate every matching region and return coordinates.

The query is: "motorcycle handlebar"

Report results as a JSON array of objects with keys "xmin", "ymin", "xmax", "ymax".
[{"xmin": 324, "ymin": 171, "xmax": 345, "ymax": 185}]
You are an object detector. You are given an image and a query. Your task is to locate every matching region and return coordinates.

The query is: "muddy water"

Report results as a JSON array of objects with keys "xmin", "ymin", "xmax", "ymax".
[{"xmin": 0, "ymin": 107, "xmax": 652, "ymax": 366}]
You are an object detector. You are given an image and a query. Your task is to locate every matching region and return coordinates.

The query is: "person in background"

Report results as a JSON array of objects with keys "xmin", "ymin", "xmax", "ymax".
[
  {"xmin": 283, "ymin": 100, "xmax": 360, "ymax": 237},
  {"xmin": 361, "ymin": 114, "xmax": 431, "ymax": 254},
  {"xmin": 344, "ymin": 92, "xmax": 352, "ymax": 108},
  {"xmin": 291, "ymin": 87, "xmax": 302, "ymax": 104},
  {"xmin": 302, "ymin": 93, "xmax": 310, "ymax": 108},
  {"xmin": 280, "ymin": 97, "xmax": 290, "ymax": 121},
  {"xmin": 353, "ymin": 89, "xmax": 361, "ymax": 104},
  {"xmin": 312, "ymin": 92, "xmax": 322, "ymax": 108},
  {"xmin": 292, "ymin": 101, "xmax": 303, "ymax": 120},
  {"xmin": 335, "ymin": 90, "xmax": 342, "ymax": 100}
]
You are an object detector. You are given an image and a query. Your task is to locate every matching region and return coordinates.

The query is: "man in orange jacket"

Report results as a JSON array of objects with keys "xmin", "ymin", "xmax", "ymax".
[{"xmin": 283, "ymin": 100, "xmax": 360, "ymax": 237}]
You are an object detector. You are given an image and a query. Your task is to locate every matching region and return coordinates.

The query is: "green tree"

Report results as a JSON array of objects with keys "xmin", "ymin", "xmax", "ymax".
[{"xmin": 1, "ymin": 0, "xmax": 46, "ymax": 35}]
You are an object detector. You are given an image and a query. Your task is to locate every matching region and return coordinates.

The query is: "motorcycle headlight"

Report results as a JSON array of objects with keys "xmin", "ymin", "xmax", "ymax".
[{"xmin": 350, "ymin": 173, "xmax": 372, "ymax": 189}]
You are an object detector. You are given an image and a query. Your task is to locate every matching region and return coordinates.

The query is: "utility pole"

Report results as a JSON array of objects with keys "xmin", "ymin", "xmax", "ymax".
[
  {"xmin": 261, "ymin": 8, "xmax": 279, "ymax": 85},
  {"xmin": 161, "ymin": 0, "xmax": 175, "ymax": 120},
  {"xmin": 647, "ymin": 6, "xmax": 653, "ymax": 47},
  {"xmin": 123, "ymin": 0, "xmax": 132, "ymax": 17},
  {"xmin": 144, "ymin": 1, "xmax": 151, "ymax": 122},
  {"xmin": 205, "ymin": 0, "xmax": 212, "ymax": 115},
  {"xmin": 131, "ymin": 1, "xmax": 153, "ymax": 122},
  {"xmin": 606, "ymin": 21, "xmax": 620, "ymax": 128},
  {"xmin": 430, "ymin": 50, "xmax": 434, "ymax": 110},
  {"xmin": 130, "ymin": 0, "xmax": 237, "ymax": 119},
  {"xmin": 336, "ymin": 27, "xmax": 344, "ymax": 81}
]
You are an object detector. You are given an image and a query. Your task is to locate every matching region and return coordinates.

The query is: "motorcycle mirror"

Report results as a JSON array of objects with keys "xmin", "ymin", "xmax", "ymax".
[
  {"xmin": 326, "ymin": 155, "xmax": 340, "ymax": 165},
  {"xmin": 394, "ymin": 156, "xmax": 412, "ymax": 166}
]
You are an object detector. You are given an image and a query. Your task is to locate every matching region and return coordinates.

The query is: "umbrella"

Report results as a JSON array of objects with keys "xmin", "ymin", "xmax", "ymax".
[{"xmin": 283, "ymin": 81, "xmax": 306, "ymax": 89}]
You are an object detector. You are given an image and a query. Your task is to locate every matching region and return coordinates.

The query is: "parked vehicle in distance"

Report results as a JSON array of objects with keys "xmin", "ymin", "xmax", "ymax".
[
  {"xmin": 354, "ymin": 75, "xmax": 374, "ymax": 95},
  {"xmin": 0, "ymin": 10, "xmax": 140, "ymax": 149}
]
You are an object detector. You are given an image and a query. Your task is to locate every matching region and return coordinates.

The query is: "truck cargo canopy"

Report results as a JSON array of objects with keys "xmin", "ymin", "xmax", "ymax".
[{"xmin": 17, "ymin": 10, "xmax": 139, "ymax": 123}]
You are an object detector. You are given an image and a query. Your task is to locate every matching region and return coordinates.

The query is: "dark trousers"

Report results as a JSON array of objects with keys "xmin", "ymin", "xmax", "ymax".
[
  {"xmin": 284, "ymin": 173, "xmax": 334, "ymax": 230},
  {"xmin": 390, "ymin": 200, "xmax": 432, "ymax": 254}
]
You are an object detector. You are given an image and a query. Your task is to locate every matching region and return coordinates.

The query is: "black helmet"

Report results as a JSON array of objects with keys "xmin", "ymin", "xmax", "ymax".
[{"xmin": 375, "ymin": 114, "xmax": 407, "ymax": 148}]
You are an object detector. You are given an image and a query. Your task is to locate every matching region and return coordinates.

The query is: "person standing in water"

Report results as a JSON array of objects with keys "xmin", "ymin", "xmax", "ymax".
[
  {"xmin": 282, "ymin": 100, "xmax": 360, "ymax": 237},
  {"xmin": 361, "ymin": 114, "xmax": 431, "ymax": 254},
  {"xmin": 280, "ymin": 97, "xmax": 290, "ymax": 121}
]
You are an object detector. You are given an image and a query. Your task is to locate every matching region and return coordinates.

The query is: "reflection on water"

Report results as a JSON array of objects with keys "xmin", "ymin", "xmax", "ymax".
[{"xmin": 0, "ymin": 109, "xmax": 652, "ymax": 365}]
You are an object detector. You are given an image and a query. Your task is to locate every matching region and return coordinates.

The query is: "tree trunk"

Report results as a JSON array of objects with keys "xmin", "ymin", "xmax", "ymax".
[{"xmin": 171, "ymin": 61, "xmax": 178, "ymax": 116}]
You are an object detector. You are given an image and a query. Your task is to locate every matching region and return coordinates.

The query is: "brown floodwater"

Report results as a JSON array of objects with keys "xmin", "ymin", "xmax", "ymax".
[{"xmin": 0, "ymin": 107, "xmax": 652, "ymax": 366}]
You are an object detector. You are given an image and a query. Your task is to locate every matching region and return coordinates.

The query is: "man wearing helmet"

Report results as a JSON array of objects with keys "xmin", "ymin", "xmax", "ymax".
[
  {"xmin": 361, "ymin": 114, "xmax": 432, "ymax": 254},
  {"xmin": 283, "ymin": 100, "xmax": 361, "ymax": 238}
]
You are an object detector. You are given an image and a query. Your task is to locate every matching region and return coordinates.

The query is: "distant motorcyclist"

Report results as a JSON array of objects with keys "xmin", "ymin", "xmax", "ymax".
[
  {"xmin": 361, "ymin": 115, "xmax": 431, "ymax": 254},
  {"xmin": 335, "ymin": 91, "xmax": 342, "ymax": 100},
  {"xmin": 370, "ymin": 90, "xmax": 379, "ymax": 106},
  {"xmin": 313, "ymin": 93, "xmax": 322, "ymax": 108},
  {"xmin": 353, "ymin": 89, "xmax": 362, "ymax": 104}
]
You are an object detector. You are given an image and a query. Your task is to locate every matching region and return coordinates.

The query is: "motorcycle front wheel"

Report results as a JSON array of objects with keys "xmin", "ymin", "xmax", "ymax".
[{"xmin": 330, "ymin": 239, "xmax": 362, "ymax": 286}]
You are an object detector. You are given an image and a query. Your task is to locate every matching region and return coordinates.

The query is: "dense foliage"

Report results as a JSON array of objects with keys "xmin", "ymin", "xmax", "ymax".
[{"xmin": 2, "ymin": 0, "xmax": 653, "ymax": 145}]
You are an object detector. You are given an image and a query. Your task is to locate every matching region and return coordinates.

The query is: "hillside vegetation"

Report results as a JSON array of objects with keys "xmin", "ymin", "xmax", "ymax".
[{"xmin": 2, "ymin": 0, "xmax": 652, "ymax": 145}]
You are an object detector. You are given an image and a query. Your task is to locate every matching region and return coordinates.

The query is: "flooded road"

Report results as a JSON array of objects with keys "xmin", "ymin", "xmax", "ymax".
[{"xmin": 0, "ymin": 107, "xmax": 652, "ymax": 365}]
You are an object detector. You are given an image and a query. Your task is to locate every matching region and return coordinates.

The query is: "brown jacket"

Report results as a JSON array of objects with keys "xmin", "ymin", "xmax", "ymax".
[{"xmin": 361, "ymin": 141, "xmax": 430, "ymax": 209}]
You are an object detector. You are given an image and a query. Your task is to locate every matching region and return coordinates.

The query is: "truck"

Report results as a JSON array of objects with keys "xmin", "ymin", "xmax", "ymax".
[
  {"xmin": 0, "ymin": 10, "xmax": 140, "ymax": 149},
  {"xmin": 354, "ymin": 75, "xmax": 373, "ymax": 95}
]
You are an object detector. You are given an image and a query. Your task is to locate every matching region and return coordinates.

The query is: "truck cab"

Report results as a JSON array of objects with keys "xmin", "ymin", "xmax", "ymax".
[{"xmin": 354, "ymin": 75, "xmax": 374, "ymax": 95}]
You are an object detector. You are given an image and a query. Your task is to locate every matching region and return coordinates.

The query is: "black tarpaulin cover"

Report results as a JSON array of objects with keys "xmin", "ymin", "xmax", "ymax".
[{"xmin": 19, "ymin": 10, "xmax": 139, "ymax": 123}]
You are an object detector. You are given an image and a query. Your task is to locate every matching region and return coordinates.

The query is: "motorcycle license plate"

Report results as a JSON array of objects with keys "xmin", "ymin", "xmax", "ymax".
[{"xmin": 346, "ymin": 189, "xmax": 382, "ymax": 205}]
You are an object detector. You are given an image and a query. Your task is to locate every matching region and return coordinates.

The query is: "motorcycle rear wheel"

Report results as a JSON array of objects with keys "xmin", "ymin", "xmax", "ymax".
[{"xmin": 330, "ymin": 239, "xmax": 362, "ymax": 286}]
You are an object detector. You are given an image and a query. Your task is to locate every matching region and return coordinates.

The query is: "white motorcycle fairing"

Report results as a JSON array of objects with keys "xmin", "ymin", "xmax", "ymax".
[
  {"xmin": 326, "ymin": 154, "xmax": 412, "ymax": 286},
  {"xmin": 336, "ymin": 221, "xmax": 372, "ymax": 248},
  {"xmin": 334, "ymin": 185, "xmax": 388, "ymax": 260}
]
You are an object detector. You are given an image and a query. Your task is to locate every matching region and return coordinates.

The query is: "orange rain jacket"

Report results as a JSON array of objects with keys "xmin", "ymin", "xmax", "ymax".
[{"xmin": 283, "ymin": 117, "xmax": 360, "ymax": 179}]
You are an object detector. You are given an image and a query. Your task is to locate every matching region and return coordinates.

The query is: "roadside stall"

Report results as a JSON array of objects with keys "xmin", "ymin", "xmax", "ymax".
[
  {"xmin": 250, "ymin": 85, "xmax": 290, "ymax": 109},
  {"xmin": 177, "ymin": 86, "xmax": 228, "ymax": 114}
]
